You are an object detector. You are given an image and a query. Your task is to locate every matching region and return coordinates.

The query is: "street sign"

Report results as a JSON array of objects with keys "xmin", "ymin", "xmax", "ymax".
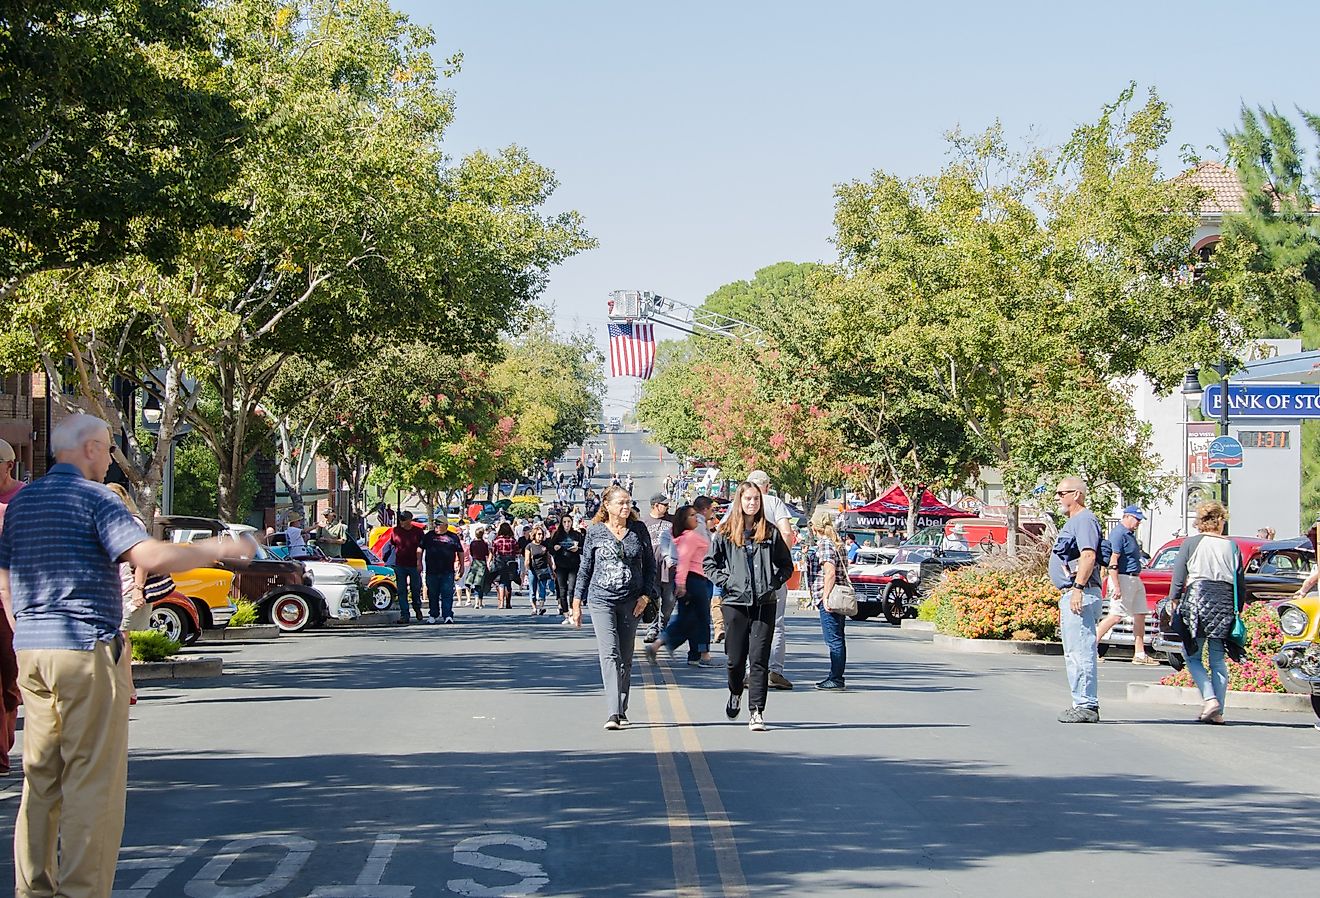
[
  {"xmin": 1202, "ymin": 383, "xmax": 1320, "ymax": 418},
  {"xmin": 1207, "ymin": 436, "xmax": 1244, "ymax": 469}
]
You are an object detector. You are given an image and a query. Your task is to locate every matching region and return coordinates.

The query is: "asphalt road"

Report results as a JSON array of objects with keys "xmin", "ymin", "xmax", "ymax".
[{"xmin": 3, "ymin": 429, "xmax": 1319, "ymax": 896}]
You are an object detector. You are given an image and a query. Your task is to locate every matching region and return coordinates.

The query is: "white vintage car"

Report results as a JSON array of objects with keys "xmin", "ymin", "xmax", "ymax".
[{"xmin": 233, "ymin": 526, "xmax": 362, "ymax": 622}]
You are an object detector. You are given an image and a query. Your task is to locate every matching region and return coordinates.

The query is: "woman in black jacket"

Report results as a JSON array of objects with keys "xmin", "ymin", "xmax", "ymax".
[{"xmin": 704, "ymin": 481, "xmax": 794, "ymax": 732}]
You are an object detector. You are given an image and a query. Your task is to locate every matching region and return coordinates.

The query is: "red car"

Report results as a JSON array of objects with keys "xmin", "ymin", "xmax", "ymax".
[{"xmin": 1137, "ymin": 536, "xmax": 1268, "ymax": 606}]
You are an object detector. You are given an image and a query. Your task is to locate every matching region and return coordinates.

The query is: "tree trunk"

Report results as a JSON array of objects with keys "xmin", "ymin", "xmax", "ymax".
[{"xmin": 1006, "ymin": 501, "xmax": 1021, "ymax": 557}]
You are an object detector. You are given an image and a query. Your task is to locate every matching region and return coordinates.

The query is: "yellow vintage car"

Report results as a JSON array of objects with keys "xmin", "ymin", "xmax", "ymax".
[
  {"xmin": 1274, "ymin": 591, "xmax": 1320, "ymax": 721},
  {"xmin": 168, "ymin": 564, "xmax": 239, "ymax": 631}
]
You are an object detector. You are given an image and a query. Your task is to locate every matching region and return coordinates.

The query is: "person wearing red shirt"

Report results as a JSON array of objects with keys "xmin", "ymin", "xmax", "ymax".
[{"xmin": 389, "ymin": 512, "xmax": 425, "ymax": 624}]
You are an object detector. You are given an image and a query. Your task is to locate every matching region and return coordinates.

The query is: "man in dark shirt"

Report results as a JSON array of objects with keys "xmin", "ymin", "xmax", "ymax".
[
  {"xmin": 421, "ymin": 517, "xmax": 463, "ymax": 623},
  {"xmin": 389, "ymin": 512, "xmax": 425, "ymax": 624}
]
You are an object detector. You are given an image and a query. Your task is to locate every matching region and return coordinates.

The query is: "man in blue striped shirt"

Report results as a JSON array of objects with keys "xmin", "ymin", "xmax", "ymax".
[{"xmin": 0, "ymin": 414, "xmax": 249, "ymax": 898}]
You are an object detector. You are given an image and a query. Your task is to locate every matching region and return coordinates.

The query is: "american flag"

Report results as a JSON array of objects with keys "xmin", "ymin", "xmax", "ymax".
[{"xmin": 608, "ymin": 322, "xmax": 656, "ymax": 379}]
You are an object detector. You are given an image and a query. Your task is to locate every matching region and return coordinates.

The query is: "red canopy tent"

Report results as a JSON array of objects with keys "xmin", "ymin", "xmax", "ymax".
[{"xmin": 851, "ymin": 485, "xmax": 964, "ymax": 518}]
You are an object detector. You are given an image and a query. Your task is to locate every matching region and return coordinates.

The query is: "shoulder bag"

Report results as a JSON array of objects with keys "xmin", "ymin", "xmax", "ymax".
[
  {"xmin": 823, "ymin": 545, "xmax": 858, "ymax": 617},
  {"xmin": 1229, "ymin": 543, "xmax": 1247, "ymax": 646}
]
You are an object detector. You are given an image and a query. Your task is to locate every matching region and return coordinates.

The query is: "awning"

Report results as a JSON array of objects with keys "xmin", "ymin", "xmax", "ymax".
[
  {"xmin": 1230, "ymin": 350, "xmax": 1320, "ymax": 384},
  {"xmin": 850, "ymin": 484, "xmax": 964, "ymax": 518}
]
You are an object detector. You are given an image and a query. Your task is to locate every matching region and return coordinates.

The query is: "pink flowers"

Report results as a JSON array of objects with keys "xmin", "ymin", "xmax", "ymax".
[{"xmin": 1159, "ymin": 602, "xmax": 1286, "ymax": 693}]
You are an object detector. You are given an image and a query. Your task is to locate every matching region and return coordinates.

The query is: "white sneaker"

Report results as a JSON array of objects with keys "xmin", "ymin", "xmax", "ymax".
[
  {"xmin": 443, "ymin": 617, "xmax": 454, "ymax": 624},
  {"xmin": 749, "ymin": 711, "xmax": 767, "ymax": 732},
  {"xmin": 423, "ymin": 616, "xmax": 436, "ymax": 624}
]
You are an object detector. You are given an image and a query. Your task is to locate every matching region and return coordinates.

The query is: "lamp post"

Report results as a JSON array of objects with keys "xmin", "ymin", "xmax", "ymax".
[
  {"xmin": 1181, "ymin": 369, "xmax": 1204, "ymax": 534},
  {"xmin": 1214, "ymin": 359, "xmax": 1230, "ymax": 507}
]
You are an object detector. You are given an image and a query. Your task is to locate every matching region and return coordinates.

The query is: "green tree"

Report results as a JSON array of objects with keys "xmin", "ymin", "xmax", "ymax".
[
  {"xmin": 1, "ymin": 0, "xmax": 241, "ymax": 297},
  {"xmin": 1221, "ymin": 104, "xmax": 1320, "ymax": 525},
  {"xmin": 829, "ymin": 86, "xmax": 1257, "ymax": 552}
]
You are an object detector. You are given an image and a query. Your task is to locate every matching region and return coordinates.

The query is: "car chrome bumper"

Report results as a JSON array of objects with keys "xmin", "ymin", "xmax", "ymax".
[
  {"xmin": 1274, "ymin": 641, "xmax": 1320, "ymax": 694},
  {"xmin": 314, "ymin": 583, "xmax": 361, "ymax": 620}
]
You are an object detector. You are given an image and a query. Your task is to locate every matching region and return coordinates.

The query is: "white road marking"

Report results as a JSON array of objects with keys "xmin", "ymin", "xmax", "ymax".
[
  {"xmin": 309, "ymin": 833, "xmax": 412, "ymax": 897},
  {"xmin": 447, "ymin": 833, "xmax": 549, "ymax": 897},
  {"xmin": 184, "ymin": 835, "xmax": 315, "ymax": 898},
  {"xmin": 114, "ymin": 839, "xmax": 205, "ymax": 898}
]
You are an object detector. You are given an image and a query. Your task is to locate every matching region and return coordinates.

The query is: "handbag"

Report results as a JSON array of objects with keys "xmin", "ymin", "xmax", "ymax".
[
  {"xmin": 1229, "ymin": 543, "xmax": 1247, "ymax": 646},
  {"xmin": 823, "ymin": 547, "xmax": 858, "ymax": 617}
]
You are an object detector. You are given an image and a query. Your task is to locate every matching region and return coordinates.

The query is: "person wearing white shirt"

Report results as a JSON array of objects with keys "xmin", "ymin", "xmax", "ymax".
[{"xmin": 942, "ymin": 523, "xmax": 970, "ymax": 552}]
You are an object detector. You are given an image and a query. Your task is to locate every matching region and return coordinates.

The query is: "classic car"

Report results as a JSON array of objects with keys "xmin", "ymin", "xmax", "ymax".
[
  {"xmin": 250, "ymin": 534, "xmax": 362, "ymax": 623},
  {"xmin": 156, "ymin": 515, "xmax": 328, "ymax": 632},
  {"xmin": 846, "ymin": 543, "xmax": 976, "ymax": 623}
]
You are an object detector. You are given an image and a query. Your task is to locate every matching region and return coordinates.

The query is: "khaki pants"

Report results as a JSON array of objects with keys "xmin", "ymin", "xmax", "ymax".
[
  {"xmin": 711, "ymin": 592, "xmax": 724, "ymax": 639},
  {"xmin": 16, "ymin": 640, "xmax": 130, "ymax": 898}
]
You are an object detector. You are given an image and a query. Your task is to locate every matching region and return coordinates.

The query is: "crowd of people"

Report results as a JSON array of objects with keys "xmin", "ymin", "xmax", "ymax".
[{"xmin": 0, "ymin": 412, "xmax": 1291, "ymax": 895}]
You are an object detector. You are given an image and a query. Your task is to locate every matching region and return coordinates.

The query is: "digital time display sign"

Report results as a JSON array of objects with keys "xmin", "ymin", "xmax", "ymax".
[{"xmin": 1237, "ymin": 430, "xmax": 1290, "ymax": 449}]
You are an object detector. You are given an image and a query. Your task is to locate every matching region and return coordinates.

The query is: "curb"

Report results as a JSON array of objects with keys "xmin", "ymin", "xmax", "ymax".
[
  {"xmin": 932, "ymin": 633, "xmax": 1063, "ymax": 655},
  {"xmin": 1126, "ymin": 682, "xmax": 1311, "ymax": 712},
  {"xmin": 131, "ymin": 657, "xmax": 223, "ymax": 681},
  {"xmin": 324, "ymin": 611, "xmax": 401, "ymax": 628},
  {"xmin": 901, "ymin": 620, "xmax": 936, "ymax": 632},
  {"xmin": 206, "ymin": 625, "xmax": 280, "ymax": 641}
]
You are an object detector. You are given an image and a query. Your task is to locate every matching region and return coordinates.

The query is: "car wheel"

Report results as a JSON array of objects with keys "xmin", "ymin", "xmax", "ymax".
[
  {"xmin": 149, "ymin": 606, "xmax": 187, "ymax": 644},
  {"xmin": 269, "ymin": 593, "xmax": 313, "ymax": 633},
  {"xmin": 1310, "ymin": 694, "xmax": 1320, "ymax": 723},
  {"xmin": 881, "ymin": 585, "xmax": 908, "ymax": 626},
  {"xmin": 371, "ymin": 583, "xmax": 397, "ymax": 612}
]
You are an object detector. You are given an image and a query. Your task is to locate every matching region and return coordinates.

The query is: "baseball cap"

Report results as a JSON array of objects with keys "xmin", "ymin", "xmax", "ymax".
[
  {"xmin": 1122, "ymin": 505, "xmax": 1144, "ymax": 521},
  {"xmin": 747, "ymin": 470, "xmax": 770, "ymax": 488},
  {"xmin": 650, "ymin": 493, "xmax": 670, "ymax": 506},
  {"xmin": 0, "ymin": 440, "xmax": 13, "ymax": 463}
]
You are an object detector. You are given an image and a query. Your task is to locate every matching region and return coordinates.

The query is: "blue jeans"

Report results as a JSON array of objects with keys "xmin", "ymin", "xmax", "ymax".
[
  {"xmin": 661, "ymin": 574, "xmax": 712, "ymax": 659},
  {"xmin": 1184, "ymin": 637, "xmax": 1229, "ymax": 709},
  {"xmin": 530, "ymin": 569, "xmax": 553, "ymax": 607},
  {"xmin": 395, "ymin": 565, "xmax": 422, "ymax": 620},
  {"xmin": 1059, "ymin": 588, "xmax": 1101, "ymax": 710},
  {"xmin": 819, "ymin": 608, "xmax": 846, "ymax": 683},
  {"xmin": 426, "ymin": 571, "xmax": 455, "ymax": 619}
]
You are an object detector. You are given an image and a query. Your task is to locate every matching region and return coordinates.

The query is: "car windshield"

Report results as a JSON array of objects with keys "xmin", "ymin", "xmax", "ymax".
[
  {"xmin": 1148, "ymin": 546, "xmax": 1181, "ymax": 571},
  {"xmin": 904, "ymin": 525, "xmax": 945, "ymax": 547},
  {"xmin": 892, "ymin": 546, "xmax": 933, "ymax": 564},
  {"xmin": 1249, "ymin": 549, "xmax": 1315, "ymax": 576}
]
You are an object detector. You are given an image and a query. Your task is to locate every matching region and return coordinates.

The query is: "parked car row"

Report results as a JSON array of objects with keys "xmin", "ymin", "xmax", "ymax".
[{"xmin": 148, "ymin": 516, "xmax": 385, "ymax": 639}]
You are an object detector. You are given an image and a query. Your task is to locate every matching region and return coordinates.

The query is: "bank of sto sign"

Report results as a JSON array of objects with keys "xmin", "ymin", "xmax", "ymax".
[{"xmin": 1201, "ymin": 384, "xmax": 1320, "ymax": 418}]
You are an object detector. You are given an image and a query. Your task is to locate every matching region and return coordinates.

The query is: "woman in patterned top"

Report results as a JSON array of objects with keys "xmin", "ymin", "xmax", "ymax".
[
  {"xmin": 806, "ymin": 507, "xmax": 848, "ymax": 691},
  {"xmin": 572, "ymin": 485, "xmax": 659, "ymax": 730}
]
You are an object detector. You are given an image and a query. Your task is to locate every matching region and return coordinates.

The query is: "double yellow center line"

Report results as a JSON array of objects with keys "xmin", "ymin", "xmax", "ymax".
[{"xmin": 640, "ymin": 662, "xmax": 749, "ymax": 898}]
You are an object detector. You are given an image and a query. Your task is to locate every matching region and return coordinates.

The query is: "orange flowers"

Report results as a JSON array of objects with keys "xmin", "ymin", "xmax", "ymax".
[{"xmin": 927, "ymin": 566, "xmax": 1061, "ymax": 641}]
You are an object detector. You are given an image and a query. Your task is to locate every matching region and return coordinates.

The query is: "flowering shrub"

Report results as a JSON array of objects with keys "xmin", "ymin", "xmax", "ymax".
[
  {"xmin": 1159, "ymin": 601, "xmax": 1286, "ymax": 693},
  {"xmin": 924, "ymin": 566, "xmax": 1060, "ymax": 641}
]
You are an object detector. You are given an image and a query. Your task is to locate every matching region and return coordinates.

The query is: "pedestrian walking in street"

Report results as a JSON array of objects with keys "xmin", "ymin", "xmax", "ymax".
[
  {"xmin": 747, "ymin": 471, "xmax": 797, "ymax": 690},
  {"xmin": 571, "ymin": 485, "xmax": 658, "ymax": 730},
  {"xmin": 646, "ymin": 505, "xmax": 716, "ymax": 666},
  {"xmin": 549, "ymin": 513, "xmax": 584, "ymax": 622},
  {"xmin": 0, "ymin": 438, "xmax": 24, "ymax": 532},
  {"xmin": 524, "ymin": 526, "xmax": 554, "ymax": 615},
  {"xmin": 692, "ymin": 495, "xmax": 723, "ymax": 643},
  {"xmin": 1098, "ymin": 505, "xmax": 1155, "ymax": 664},
  {"xmin": 575, "ymin": 458, "xmax": 585, "ymax": 487},
  {"xmin": 390, "ymin": 512, "xmax": 425, "ymax": 624},
  {"xmin": 421, "ymin": 517, "xmax": 463, "ymax": 623},
  {"xmin": 1050, "ymin": 476, "xmax": 1104, "ymax": 723},
  {"xmin": 492, "ymin": 523, "xmax": 519, "ymax": 609},
  {"xmin": 586, "ymin": 454, "xmax": 597, "ymax": 481},
  {"xmin": 806, "ymin": 508, "xmax": 848, "ymax": 690},
  {"xmin": 584, "ymin": 488, "xmax": 600, "ymax": 520},
  {"xmin": 704, "ymin": 481, "xmax": 794, "ymax": 732},
  {"xmin": 1168, "ymin": 501, "xmax": 1245, "ymax": 725},
  {"xmin": 0, "ymin": 414, "xmax": 249, "ymax": 898},
  {"xmin": 467, "ymin": 527, "xmax": 491, "ymax": 609},
  {"xmin": 644, "ymin": 493, "xmax": 678, "ymax": 643}
]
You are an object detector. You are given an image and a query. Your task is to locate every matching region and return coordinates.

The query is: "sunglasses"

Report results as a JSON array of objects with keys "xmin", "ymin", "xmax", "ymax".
[{"xmin": 1055, "ymin": 489, "xmax": 1077, "ymax": 497}]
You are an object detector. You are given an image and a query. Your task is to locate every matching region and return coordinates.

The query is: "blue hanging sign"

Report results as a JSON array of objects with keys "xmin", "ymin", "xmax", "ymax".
[
  {"xmin": 1201, "ymin": 383, "xmax": 1320, "ymax": 419},
  {"xmin": 1207, "ymin": 436, "xmax": 1244, "ymax": 469}
]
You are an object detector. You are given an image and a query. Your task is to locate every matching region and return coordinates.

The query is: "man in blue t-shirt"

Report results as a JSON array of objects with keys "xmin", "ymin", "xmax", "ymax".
[
  {"xmin": 1098, "ymin": 505, "xmax": 1153, "ymax": 664},
  {"xmin": 1048, "ymin": 476, "xmax": 1103, "ymax": 723}
]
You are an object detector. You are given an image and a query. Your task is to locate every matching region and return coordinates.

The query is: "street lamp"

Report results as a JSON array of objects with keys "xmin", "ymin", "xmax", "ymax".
[{"xmin": 1181, "ymin": 370, "xmax": 1203, "ymax": 535}]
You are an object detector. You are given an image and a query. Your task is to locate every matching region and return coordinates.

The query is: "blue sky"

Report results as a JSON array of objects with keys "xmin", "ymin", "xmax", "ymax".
[{"xmin": 399, "ymin": 0, "xmax": 1320, "ymax": 413}]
